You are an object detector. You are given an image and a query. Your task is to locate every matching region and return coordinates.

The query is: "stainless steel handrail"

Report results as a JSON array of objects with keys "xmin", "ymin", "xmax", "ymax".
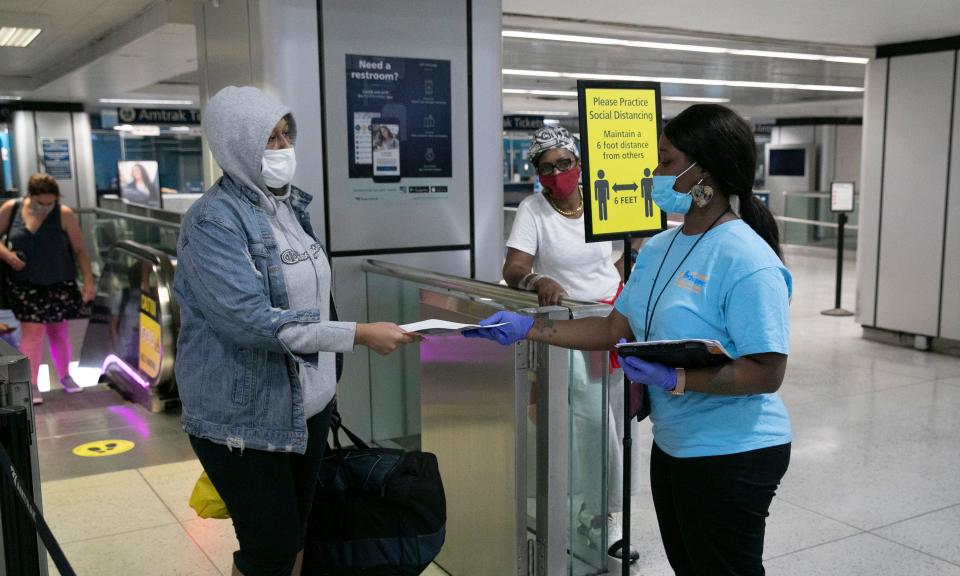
[{"xmin": 361, "ymin": 259, "xmax": 597, "ymax": 309}]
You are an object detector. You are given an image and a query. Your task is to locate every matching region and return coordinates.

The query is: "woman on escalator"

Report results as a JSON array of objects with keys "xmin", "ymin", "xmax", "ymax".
[
  {"xmin": 0, "ymin": 173, "xmax": 96, "ymax": 404},
  {"xmin": 175, "ymin": 86, "xmax": 419, "ymax": 576}
]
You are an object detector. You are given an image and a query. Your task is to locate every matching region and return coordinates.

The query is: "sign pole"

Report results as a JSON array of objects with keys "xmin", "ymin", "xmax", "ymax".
[
  {"xmin": 822, "ymin": 212, "xmax": 853, "ymax": 316},
  {"xmin": 621, "ymin": 237, "xmax": 632, "ymax": 576},
  {"xmin": 577, "ymin": 80, "xmax": 664, "ymax": 574},
  {"xmin": 823, "ymin": 181, "xmax": 854, "ymax": 317}
]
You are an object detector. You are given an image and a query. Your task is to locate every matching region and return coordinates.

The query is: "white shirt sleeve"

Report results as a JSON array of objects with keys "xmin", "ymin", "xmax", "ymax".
[
  {"xmin": 505, "ymin": 199, "xmax": 539, "ymax": 257},
  {"xmin": 610, "ymin": 242, "xmax": 624, "ymax": 262}
]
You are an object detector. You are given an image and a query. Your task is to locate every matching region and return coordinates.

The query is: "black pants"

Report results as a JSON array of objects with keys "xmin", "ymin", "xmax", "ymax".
[
  {"xmin": 650, "ymin": 441, "xmax": 790, "ymax": 576},
  {"xmin": 189, "ymin": 402, "xmax": 334, "ymax": 576}
]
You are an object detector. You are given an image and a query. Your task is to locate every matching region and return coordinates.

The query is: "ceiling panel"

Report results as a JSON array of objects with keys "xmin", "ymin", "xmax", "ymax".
[
  {"xmin": 31, "ymin": 22, "xmax": 197, "ymax": 102},
  {"xmin": 0, "ymin": 0, "xmax": 47, "ymax": 12},
  {"xmin": 504, "ymin": 0, "xmax": 960, "ymax": 46},
  {"xmin": 0, "ymin": 0, "xmax": 155, "ymax": 78},
  {"xmin": 500, "ymin": 15, "xmax": 871, "ymax": 117}
]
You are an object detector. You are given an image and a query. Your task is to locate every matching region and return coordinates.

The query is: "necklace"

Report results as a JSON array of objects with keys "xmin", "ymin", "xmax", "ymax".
[
  {"xmin": 642, "ymin": 207, "xmax": 731, "ymax": 341},
  {"xmin": 546, "ymin": 186, "xmax": 583, "ymax": 217}
]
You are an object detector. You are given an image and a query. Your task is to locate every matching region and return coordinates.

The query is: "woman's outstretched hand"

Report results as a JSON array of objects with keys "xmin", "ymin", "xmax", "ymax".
[
  {"xmin": 462, "ymin": 311, "xmax": 533, "ymax": 345},
  {"xmin": 356, "ymin": 322, "xmax": 422, "ymax": 355}
]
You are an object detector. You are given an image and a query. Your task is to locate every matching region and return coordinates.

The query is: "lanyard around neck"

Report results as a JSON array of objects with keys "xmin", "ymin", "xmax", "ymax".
[{"xmin": 642, "ymin": 208, "xmax": 731, "ymax": 341}]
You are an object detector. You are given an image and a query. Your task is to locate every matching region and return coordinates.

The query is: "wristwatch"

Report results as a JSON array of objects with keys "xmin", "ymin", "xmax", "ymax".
[{"xmin": 671, "ymin": 368, "xmax": 686, "ymax": 396}]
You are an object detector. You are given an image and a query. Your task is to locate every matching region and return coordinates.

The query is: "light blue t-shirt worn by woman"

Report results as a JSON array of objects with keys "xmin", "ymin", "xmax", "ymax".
[{"xmin": 615, "ymin": 219, "xmax": 792, "ymax": 458}]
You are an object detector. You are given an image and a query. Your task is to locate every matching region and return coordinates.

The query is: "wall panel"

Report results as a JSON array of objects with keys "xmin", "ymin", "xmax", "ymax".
[
  {"xmin": 940, "ymin": 52, "xmax": 960, "ymax": 339},
  {"xmin": 875, "ymin": 51, "xmax": 955, "ymax": 336},
  {"xmin": 856, "ymin": 59, "xmax": 888, "ymax": 327}
]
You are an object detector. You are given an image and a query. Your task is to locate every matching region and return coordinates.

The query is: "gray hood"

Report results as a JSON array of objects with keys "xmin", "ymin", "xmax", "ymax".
[{"xmin": 202, "ymin": 86, "xmax": 297, "ymax": 213}]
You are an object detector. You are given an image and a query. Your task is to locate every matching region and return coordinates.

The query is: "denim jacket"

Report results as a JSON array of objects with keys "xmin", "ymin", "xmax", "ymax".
[{"xmin": 174, "ymin": 174, "xmax": 331, "ymax": 454}]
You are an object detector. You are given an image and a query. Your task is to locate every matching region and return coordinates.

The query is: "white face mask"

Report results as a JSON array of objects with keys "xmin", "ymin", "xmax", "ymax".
[
  {"xmin": 261, "ymin": 147, "xmax": 296, "ymax": 189},
  {"xmin": 28, "ymin": 201, "xmax": 55, "ymax": 216}
]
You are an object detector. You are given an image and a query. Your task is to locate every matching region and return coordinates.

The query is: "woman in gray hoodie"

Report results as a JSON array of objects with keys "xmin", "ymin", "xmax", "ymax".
[{"xmin": 174, "ymin": 86, "xmax": 418, "ymax": 576}]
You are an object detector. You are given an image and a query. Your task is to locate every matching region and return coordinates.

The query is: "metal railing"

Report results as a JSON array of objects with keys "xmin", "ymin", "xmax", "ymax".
[{"xmin": 361, "ymin": 259, "xmax": 597, "ymax": 310}]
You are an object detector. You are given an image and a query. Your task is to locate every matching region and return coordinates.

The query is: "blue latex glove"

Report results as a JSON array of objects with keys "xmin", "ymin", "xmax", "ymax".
[
  {"xmin": 462, "ymin": 311, "xmax": 534, "ymax": 345},
  {"xmin": 618, "ymin": 354, "xmax": 677, "ymax": 392}
]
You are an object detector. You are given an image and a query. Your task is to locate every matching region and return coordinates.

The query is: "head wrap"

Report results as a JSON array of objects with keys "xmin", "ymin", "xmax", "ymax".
[{"xmin": 526, "ymin": 125, "xmax": 579, "ymax": 164}]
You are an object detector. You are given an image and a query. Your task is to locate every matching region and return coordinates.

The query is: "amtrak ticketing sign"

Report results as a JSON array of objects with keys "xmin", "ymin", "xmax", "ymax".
[{"xmin": 578, "ymin": 81, "xmax": 665, "ymax": 242}]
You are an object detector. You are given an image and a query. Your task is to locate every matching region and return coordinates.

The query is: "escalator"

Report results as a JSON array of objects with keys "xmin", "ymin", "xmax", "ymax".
[{"xmin": 78, "ymin": 240, "xmax": 179, "ymax": 413}]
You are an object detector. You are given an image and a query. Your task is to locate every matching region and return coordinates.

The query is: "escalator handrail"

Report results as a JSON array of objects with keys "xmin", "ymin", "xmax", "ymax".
[{"xmin": 90, "ymin": 207, "xmax": 182, "ymax": 230}]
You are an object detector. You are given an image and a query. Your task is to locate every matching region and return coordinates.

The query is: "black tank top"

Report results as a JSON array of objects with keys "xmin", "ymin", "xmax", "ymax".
[{"xmin": 8, "ymin": 201, "xmax": 76, "ymax": 286}]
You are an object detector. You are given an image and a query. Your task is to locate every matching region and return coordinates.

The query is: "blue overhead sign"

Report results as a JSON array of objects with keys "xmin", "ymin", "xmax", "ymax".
[{"xmin": 117, "ymin": 107, "xmax": 200, "ymax": 125}]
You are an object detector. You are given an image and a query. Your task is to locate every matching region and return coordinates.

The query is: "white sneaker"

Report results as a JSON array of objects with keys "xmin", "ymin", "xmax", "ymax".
[
  {"xmin": 607, "ymin": 512, "xmax": 639, "ymax": 564},
  {"xmin": 577, "ymin": 503, "xmax": 604, "ymax": 550},
  {"xmin": 61, "ymin": 376, "xmax": 83, "ymax": 394},
  {"xmin": 608, "ymin": 512, "xmax": 623, "ymax": 543}
]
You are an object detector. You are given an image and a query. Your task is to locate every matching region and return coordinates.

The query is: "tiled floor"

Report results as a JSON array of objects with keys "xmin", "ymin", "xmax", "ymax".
[
  {"xmin": 32, "ymin": 249, "xmax": 960, "ymax": 575},
  {"xmin": 40, "ymin": 459, "xmax": 453, "ymax": 575}
]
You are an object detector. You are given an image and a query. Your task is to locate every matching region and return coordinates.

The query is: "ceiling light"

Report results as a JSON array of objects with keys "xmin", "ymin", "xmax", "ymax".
[
  {"xmin": 0, "ymin": 95, "xmax": 22, "ymax": 101},
  {"xmin": 0, "ymin": 27, "xmax": 42, "ymax": 48},
  {"xmin": 99, "ymin": 98, "xmax": 193, "ymax": 106},
  {"xmin": 502, "ymin": 30, "xmax": 869, "ymax": 65},
  {"xmin": 503, "ymin": 88, "xmax": 578, "ymax": 97},
  {"xmin": 503, "ymin": 69, "xmax": 864, "ymax": 93},
  {"xmin": 664, "ymin": 96, "xmax": 730, "ymax": 103},
  {"xmin": 513, "ymin": 110, "xmax": 572, "ymax": 116},
  {"xmin": 113, "ymin": 124, "xmax": 134, "ymax": 132}
]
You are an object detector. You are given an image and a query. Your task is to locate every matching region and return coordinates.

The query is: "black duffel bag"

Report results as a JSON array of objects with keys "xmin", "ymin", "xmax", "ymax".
[{"xmin": 303, "ymin": 408, "xmax": 446, "ymax": 576}]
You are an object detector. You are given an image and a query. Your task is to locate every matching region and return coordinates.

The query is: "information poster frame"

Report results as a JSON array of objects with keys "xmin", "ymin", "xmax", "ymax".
[
  {"xmin": 830, "ymin": 180, "xmax": 856, "ymax": 213},
  {"xmin": 577, "ymin": 80, "xmax": 665, "ymax": 243}
]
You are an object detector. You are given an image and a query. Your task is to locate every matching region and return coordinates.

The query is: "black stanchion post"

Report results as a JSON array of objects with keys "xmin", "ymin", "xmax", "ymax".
[
  {"xmin": 822, "ymin": 212, "xmax": 854, "ymax": 317},
  {"xmin": 0, "ymin": 407, "xmax": 76, "ymax": 576},
  {"xmin": 621, "ymin": 237, "xmax": 632, "ymax": 576},
  {"xmin": 0, "ymin": 407, "xmax": 40, "ymax": 575}
]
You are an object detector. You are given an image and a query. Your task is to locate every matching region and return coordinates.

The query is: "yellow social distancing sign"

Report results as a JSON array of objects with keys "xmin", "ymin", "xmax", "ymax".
[{"xmin": 578, "ymin": 81, "xmax": 664, "ymax": 241}]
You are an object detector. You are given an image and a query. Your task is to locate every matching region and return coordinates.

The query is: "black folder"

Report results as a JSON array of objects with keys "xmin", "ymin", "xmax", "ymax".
[{"xmin": 615, "ymin": 339, "xmax": 732, "ymax": 369}]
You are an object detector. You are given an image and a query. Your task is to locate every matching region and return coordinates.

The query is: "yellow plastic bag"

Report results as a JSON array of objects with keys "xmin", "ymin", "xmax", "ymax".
[{"xmin": 189, "ymin": 471, "xmax": 230, "ymax": 519}]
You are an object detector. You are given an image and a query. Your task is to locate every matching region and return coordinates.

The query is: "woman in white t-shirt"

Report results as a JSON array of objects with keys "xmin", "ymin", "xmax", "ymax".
[{"xmin": 503, "ymin": 125, "xmax": 639, "ymax": 564}]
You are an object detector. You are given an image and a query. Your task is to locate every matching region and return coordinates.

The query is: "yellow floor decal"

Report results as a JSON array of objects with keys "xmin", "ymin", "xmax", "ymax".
[{"xmin": 72, "ymin": 439, "xmax": 135, "ymax": 458}]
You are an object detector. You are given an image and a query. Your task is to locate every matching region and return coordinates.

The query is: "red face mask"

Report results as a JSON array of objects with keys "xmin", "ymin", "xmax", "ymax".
[{"xmin": 539, "ymin": 166, "xmax": 581, "ymax": 199}]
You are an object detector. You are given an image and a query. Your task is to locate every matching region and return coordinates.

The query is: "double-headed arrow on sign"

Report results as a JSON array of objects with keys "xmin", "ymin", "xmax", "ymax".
[{"xmin": 613, "ymin": 182, "xmax": 638, "ymax": 192}]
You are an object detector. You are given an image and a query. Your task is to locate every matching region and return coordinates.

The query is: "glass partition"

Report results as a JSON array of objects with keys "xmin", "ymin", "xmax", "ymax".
[
  {"xmin": 780, "ymin": 191, "xmax": 859, "ymax": 250},
  {"xmin": 568, "ymin": 349, "xmax": 611, "ymax": 575},
  {"xmin": 364, "ymin": 272, "xmax": 426, "ymax": 449},
  {"xmin": 363, "ymin": 260, "xmax": 613, "ymax": 575}
]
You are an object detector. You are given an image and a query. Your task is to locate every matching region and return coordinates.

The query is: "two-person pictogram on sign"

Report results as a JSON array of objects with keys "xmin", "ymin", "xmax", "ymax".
[{"xmin": 593, "ymin": 169, "xmax": 656, "ymax": 222}]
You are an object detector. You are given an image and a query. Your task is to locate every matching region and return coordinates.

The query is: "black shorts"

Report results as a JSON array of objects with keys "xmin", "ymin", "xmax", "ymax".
[{"xmin": 189, "ymin": 401, "xmax": 334, "ymax": 576}]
